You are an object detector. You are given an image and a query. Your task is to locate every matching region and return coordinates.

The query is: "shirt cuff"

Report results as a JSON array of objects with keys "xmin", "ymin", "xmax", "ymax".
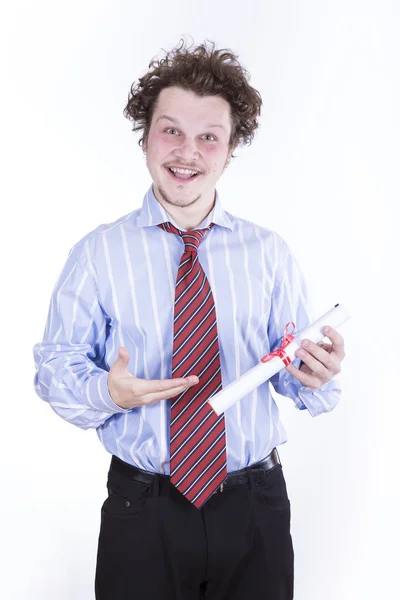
[
  {"xmin": 85, "ymin": 371, "xmax": 133, "ymax": 414},
  {"xmin": 297, "ymin": 377, "xmax": 342, "ymax": 417}
]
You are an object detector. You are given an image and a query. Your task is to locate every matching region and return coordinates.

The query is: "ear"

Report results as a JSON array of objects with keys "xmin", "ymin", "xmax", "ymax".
[
  {"xmin": 227, "ymin": 143, "xmax": 236, "ymax": 161},
  {"xmin": 225, "ymin": 149, "xmax": 233, "ymax": 169}
]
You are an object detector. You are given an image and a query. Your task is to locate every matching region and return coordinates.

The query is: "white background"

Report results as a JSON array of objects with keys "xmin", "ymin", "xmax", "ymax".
[{"xmin": 1, "ymin": 1, "xmax": 399, "ymax": 598}]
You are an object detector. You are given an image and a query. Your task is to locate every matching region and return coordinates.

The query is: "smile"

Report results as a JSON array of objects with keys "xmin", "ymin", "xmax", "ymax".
[{"xmin": 165, "ymin": 167, "xmax": 201, "ymax": 183}]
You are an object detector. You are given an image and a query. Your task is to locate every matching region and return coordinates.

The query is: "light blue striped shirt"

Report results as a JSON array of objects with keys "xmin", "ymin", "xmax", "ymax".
[{"xmin": 33, "ymin": 184, "xmax": 341, "ymax": 473}]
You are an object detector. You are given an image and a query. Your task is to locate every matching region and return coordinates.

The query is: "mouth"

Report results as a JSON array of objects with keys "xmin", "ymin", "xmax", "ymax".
[{"xmin": 165, "ymin": 166, "xmax": 202, "ymax": 183}]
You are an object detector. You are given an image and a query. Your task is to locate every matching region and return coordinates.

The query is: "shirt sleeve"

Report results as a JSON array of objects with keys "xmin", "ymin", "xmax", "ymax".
[
  {"xmin": 32, "ymin": 239, "xmax": 132, "ymax": 430},
  {"xmin": 267, "ymin": 237, "xmax": 342, "ymax": 417}
]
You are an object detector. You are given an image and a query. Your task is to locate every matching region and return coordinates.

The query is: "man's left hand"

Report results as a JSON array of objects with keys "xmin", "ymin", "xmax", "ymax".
[{"xmin": 286, "ymin": 326, "xmax": 345, "ymax": 389}]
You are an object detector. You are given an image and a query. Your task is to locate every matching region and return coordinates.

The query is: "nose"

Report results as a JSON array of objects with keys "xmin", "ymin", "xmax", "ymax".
[{"xmin": 174, "ymin": 137, "xmax": 200, "ymax": 161}]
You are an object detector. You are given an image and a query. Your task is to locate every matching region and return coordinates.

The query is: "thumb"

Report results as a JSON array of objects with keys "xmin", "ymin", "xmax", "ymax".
[{"xmin": 112, "ymin": 346, "xmax": 130, "ymax": 369}]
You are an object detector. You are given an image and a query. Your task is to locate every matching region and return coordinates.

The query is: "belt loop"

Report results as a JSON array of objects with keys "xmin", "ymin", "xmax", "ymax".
[
  {"xmin": 153, "ymin": 474, "xmax": 160, "ymax": 497},
  {"xmin": 247, "ymin": 466, "xmax": 256, "ymax": 492}
]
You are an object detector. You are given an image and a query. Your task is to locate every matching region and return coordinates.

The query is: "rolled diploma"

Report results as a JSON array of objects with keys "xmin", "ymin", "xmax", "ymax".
[{"xmin": 208, "ymin": 303, "xmax": 350, "ymax": 416}]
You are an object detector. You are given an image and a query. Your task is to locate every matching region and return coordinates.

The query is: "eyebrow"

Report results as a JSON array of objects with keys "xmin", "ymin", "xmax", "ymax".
[{"xmin": 156, "ymin": 114, "xmax": 225, "ymax": 130}]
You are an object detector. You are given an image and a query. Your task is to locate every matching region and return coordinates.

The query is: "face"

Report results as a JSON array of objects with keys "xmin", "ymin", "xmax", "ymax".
[{"xmin": 143, "ymin": 86, "xmax": 233, "ymax": 210}]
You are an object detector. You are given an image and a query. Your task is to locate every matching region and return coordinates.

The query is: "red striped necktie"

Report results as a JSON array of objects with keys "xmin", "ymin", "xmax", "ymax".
[{"xmin": 157, "ymin": 221, "xmax": 227, "ymax": 509}]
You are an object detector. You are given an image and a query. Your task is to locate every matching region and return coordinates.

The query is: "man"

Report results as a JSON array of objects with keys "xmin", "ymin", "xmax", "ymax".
[{"xmin": 33, "ymin": 39, "xmax": 345, "ymax": 599}]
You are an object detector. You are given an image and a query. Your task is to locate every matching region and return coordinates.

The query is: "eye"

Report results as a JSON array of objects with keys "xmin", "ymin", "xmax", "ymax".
[
  {"xmin": 165, "ymin": 128, "xmax": 179, "ymax": 135},
  {"xmin": 203, "ymin": 134, "xmax": 216, "ymax": 141}
]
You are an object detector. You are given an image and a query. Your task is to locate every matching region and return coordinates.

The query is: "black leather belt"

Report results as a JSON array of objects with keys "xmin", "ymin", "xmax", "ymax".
[{"xmin": 110, "ymin": 448, "xmax": 281, "ymax": 494}]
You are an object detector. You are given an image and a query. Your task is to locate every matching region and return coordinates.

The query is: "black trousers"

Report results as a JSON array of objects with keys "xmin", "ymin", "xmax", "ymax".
[{"xmin": 95, "ymin": 456, "xmax": 294, "ymax": 600}]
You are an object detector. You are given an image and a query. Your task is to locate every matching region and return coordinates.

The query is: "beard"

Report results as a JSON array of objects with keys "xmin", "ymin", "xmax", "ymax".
[{"xmin": 157, "ymin": 184, "xmax": 202, "ymax": 208}]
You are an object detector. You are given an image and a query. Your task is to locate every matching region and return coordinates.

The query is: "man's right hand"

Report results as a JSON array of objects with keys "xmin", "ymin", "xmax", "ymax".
[{"xmin": 107, "ymin": 346, "xmax": 199, "ymax": 409}]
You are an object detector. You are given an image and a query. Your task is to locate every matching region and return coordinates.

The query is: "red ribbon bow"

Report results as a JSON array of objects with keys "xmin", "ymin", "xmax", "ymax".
[{"xmin": 261, "ymin": 322, "xmax": 296, "ymax": 366}]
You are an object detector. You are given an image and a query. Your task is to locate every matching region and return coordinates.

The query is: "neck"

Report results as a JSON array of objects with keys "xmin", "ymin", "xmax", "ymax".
[{"xmin": 152, "ymin": 184, "xmax": 215, "ymax": 230}]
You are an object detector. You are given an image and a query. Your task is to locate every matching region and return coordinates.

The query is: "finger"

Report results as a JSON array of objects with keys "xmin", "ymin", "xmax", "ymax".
[
  {"xmin": 322, "ymin": 326, "xmax": 345, "ymax": 360},
  {"xmin": 286, "ymin": 363, "xmax": 325, "ymax": 389},
  {"xmin": 298, "ymin": 339, "xmax": 341, "ymax": 374},
  {"xmin": 135, "ymin": 375, "xmax": 199, "ymax": 396},
  {"xmin": 111, "ymin": 346, "xmax": 130, "ymax": 369},
  {"xmin": 144, "ymin": 383, "xmax": 191, "ymax": 405},
  {"xmin": 298, "ymin": 339, "xmax": 332, "ymax": 367},
  {"xmin": 295, "ymin": 348, "xmax": 330, "ymax": 380},
  {"xmin": 318, "ymin": 342, "xmax": 334, "ymax": 353}
]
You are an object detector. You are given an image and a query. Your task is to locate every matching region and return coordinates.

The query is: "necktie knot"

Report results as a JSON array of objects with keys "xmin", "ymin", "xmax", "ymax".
[{"xmin": 158, "ymin": 222, "xmax": 214, "ymax": 254}]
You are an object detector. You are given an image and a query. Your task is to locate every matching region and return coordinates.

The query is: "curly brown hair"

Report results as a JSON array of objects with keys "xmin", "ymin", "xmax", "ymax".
[{"xmin": 123, "ymin": 37, "xmax": 263, "ymax": 159}]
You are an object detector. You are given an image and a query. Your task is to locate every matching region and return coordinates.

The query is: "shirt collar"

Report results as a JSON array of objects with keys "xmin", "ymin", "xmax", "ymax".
[{"xmin": 137, "ymin": 184, "xmax": 234, "ymax": 232}]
